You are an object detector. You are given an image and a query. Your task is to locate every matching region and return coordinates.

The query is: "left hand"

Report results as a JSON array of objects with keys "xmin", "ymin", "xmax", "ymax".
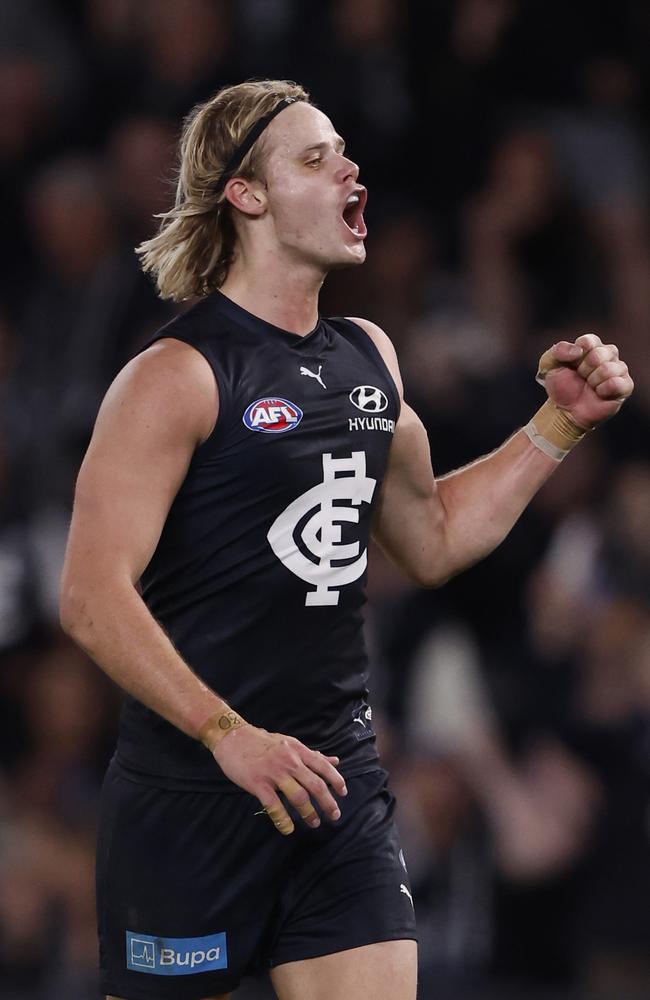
[{"xmin": 537, "ymin": 333, "xmax": 634, "ymax": 430}]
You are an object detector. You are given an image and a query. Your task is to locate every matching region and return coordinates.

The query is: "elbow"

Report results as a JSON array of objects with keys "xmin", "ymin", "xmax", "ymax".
[
  {"xmin": 59, "ymin": 578, "xmax": 94, "ymax": 644},
  {"xmin": 406, "ymin": 538, "xmax": 454, "ymax": 589},
  {"xmin": 408, "ymin": 563, "xmax": 450, "ymax": 589},
  {"xmin": 59, "ymin": 590, "xmax": 82, "ymax": 639},
  {"xmin": 416, "ymin": 573, "xmax": 449, "ymax": 590}
]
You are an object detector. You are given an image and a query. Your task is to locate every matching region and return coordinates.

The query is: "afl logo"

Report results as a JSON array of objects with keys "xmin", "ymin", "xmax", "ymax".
[
  {"xmin": 350, "ymin": 385, "xmax": 388, "ymax": 413},
  {"xmin": 243, "ymin": 397, "xmax": 303, "ymax": 434}
]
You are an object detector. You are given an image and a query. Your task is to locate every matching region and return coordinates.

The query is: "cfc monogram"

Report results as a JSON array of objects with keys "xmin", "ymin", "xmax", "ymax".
[{"xmin": 267, "ymin": 452, "xmax": 376, "ymax": 606}]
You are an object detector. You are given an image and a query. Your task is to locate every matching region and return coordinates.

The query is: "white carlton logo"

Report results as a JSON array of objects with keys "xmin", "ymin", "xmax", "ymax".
[
  {"xmin": 267, "ymin": 451, "xmax": 376, "ymax": 606},
  {"xmin": 350, "ymin": 385, "xmax": 388, "ymax": 413}
]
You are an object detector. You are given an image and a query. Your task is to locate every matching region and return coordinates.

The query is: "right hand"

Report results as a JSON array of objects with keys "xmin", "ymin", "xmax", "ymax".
[{"xmin": 212, "ymin": 724, "xmax": 348, "ymax": 835}]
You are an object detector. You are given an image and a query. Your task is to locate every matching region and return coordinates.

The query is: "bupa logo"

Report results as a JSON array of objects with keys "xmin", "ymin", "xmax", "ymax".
[
  {"xmin": 126, "ymin": 930, "xmax": 228, "ymax": 977},
  {"xmin": 350, "ymin": 385, "xmax": 388, "ymax": 413},
  {"xmin": 243, "ymin": 397, "xmax": 303, "ymax": 434}
]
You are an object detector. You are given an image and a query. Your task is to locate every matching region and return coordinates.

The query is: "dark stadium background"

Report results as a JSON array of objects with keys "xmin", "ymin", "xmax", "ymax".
[{"xmin": 1, "ymin": 1, "xmax": 650, "ymax": 998}]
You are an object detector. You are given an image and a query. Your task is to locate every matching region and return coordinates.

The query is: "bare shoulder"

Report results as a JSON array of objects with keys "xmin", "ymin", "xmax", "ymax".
[
  {"xmin": 99, "ymin": 337, "xmax": 219, "ymax": 447},
  {"xmin": 345, "ymin": 316, "xmax": 404, "ymax": 397}
]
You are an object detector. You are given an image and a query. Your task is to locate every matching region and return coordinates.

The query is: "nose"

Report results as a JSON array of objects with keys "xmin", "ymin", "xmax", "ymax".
[{"xmin": 337, "ymin": 154, "xmax": 359, "ymax": 184}]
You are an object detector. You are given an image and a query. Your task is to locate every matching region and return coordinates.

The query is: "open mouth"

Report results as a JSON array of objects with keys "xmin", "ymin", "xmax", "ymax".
[{"xmin": 342, "ymin": 187, "xmax": 367, "ymax": 239}]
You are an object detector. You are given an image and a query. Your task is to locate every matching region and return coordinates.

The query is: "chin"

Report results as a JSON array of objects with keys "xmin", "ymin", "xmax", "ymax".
[{"xmin": 328, "ymin": 243, "xmax": 366, "ymax": 271}]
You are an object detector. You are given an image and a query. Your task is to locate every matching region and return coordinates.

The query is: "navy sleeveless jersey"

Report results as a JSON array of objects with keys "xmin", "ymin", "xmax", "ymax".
[{"xmin": 116, "ymin": 290, "xmax": 400, "ymax": 786}]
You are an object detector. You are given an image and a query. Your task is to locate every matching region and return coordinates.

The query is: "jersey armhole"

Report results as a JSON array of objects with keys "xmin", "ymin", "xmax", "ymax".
[
  {"xmin": 135, "ymin": 334, "xmax": 226, "ymax": 459},
  {"xmin": 337, "ymin": 317, "xmax": 402, "ymax": 419}
]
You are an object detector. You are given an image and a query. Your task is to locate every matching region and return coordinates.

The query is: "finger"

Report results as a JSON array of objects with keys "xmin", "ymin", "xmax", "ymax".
[
  {"xmin": 585, "ymin": 360, "xmax": 628, "ymax": 389},
  {"xmin": 574, "ymin": 332, "xmax": 604, "ymax": 352},
  {"xmin": 536, "ymin": 341, "xmax": 583, "ymax": 382},
  {"xmin": 278, "ymin": 776, "xmax": 320, "ymax": 828},
  {"xmin": 259, "ymin": 790, "xmax": 295, "ymax": 836},
  {"xmin": 551, "ymin": 341, "xmax": 585, "ymax": 364},
  {"xmin": 307, "ymin": 751, "xmax": 348, "ymax": 797},
  {"xmin": 595, "ymin": 375, "xmax": 634, "ymax": 400},
  {"xmin": 293, "ymin": 766, "xmax": 342, "ymax": 822},
  {"xmin": 577, "ymin": 345, "xmax": 619, "ymax": 380}
]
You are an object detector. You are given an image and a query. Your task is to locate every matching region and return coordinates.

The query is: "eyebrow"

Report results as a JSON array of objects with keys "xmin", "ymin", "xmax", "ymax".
[{"xmin": 300, "ymin": 136, "xmax": 346, "ymax": 156}]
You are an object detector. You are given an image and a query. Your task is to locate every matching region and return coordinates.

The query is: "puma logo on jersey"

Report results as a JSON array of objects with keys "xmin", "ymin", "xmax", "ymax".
[
  {"xmin": 353, "ymin": 706, "xmax": 373, "ymax": 728},
  {"xmin": 300, "ymin": 365, "xmax": 326, "ymax": 389},
  {"xmin": 400, "ymin": 884, "xmax": 414, "ymax": 909}
]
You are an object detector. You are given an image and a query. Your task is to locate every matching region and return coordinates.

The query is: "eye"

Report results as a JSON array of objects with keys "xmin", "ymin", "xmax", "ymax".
[{"xmin": 306, "ymin": 157, "xmax": 322, "ymax": 168}]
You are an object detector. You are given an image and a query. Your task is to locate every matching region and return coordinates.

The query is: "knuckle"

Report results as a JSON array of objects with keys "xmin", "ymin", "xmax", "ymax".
[
  {"xmin": 274, "ymin": 814, "xmax": 294, "ymax": 835},
  {"xmin": 309, "ymin": 776, "xmax": 327, "ymax": 796},
  {"xmin": 269, "ymin": 772, "xmax": 286, "ymax": 790},
  {"xmin": 279, "ymin": 750, "xmax": 299, "ymax": 771}
]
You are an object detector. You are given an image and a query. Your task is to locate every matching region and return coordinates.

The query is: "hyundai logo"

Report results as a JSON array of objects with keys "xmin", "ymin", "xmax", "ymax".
[{"xmin": 349, "ymin": 385, "xmax": 388, "ymax": 413}]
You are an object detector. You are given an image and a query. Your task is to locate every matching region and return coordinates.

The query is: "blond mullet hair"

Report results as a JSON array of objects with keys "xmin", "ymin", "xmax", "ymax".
[{"xmin": 136, "ymin": 80, "xmax": 310, "ymax": 302}]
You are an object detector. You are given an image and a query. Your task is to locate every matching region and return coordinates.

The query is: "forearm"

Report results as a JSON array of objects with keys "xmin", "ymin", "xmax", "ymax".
[
  {"xmin": 374, "ymin": 333, "xmax": 631, "ymax": 588},
  {"xmin": 436, "ymin": 427, "xmax": 559, "ymax": 578},
  {"xmin": 60, "ymin": 577, "xmax": 229, "ymax": 741}
]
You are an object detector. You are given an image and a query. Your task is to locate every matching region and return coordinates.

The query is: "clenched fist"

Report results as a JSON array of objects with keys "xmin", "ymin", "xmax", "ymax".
[{"xmin": 537, "ymin": 333, "xmax": 634, "ymax": 429}]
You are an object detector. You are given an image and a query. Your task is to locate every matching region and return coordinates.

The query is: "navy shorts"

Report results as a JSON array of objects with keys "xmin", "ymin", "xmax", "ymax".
[{"xmin": 97, "ymin": 760, "xmax": 417, "ymax": 999}]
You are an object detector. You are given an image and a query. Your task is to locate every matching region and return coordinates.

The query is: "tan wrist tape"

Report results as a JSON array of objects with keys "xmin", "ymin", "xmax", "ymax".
[
  {"xmin": 198, "ymin": 710, "xmax": 246, "ymax": 752},
  {"xmin": 522, "ymin": 399, "xmax": 588, "ymax": 462}
]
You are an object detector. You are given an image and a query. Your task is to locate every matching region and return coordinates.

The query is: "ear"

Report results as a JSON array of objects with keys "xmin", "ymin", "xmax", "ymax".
[{"xmin": 223, "ymin": 177, "xmax": 267, "ymax": 217}]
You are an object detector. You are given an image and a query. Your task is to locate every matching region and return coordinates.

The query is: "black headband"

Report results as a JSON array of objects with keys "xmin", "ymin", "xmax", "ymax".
[{"xmin": 216, "ymin": 96, "xmax": 302, "ymax": 192}]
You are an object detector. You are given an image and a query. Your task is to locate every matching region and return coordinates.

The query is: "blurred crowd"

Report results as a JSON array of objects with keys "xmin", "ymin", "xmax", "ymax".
[{"xmin": 1, "ymin": 1, "xmax": 649, "ymax": 998}]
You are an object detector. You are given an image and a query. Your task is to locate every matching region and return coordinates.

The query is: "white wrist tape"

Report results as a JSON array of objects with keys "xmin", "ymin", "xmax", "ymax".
[
  {"xmin": 523, "ymin": 399, "xmax": 588, "ymax": 462},
  {"xmin": 523, "ymin": 422, "xmax": 570, "ymax": 462}
]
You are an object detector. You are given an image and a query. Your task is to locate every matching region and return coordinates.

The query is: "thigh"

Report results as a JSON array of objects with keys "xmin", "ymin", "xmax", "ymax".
[
  {"xmin": 268, "ymin": 769, "xmax": 417, "ymax": 970},
  {"xmin": 270, "ymin": 940, "xmax": 417, "ymax": 1000},
  {"xmin": 98, "ymin": 761, "xmax": 293, "ymax": 1000}
]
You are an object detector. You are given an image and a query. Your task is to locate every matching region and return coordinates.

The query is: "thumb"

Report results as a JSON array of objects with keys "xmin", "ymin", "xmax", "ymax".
[{"xmin": 536, "ymin": 341, "xmax": 584, "ymax": 384}]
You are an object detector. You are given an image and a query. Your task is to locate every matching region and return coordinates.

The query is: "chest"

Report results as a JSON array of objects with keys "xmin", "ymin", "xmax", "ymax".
[{"xmin": 212, "ymin": 329, "xmax": 399, "ymax": 490}]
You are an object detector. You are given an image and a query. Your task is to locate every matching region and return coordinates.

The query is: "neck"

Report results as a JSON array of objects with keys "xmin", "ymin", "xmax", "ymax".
[{"xmin": 220, "ymin": 250, "xmax": 324, "ymax": 336}]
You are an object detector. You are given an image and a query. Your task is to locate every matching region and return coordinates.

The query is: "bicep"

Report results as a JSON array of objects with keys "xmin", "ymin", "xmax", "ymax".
[
  {"xmin": 372, "ymin": 403, "xmax": 447, "ymax": 585},
  {"xmin": 63, "ymin": 342, "xmax": 217, "ymax": 586}
]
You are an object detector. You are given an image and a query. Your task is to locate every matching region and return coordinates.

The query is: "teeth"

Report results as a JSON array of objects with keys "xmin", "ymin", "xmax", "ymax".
[{"xmin": 346, "ymin": 194, "xmax": 360, "ymax": 206}]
